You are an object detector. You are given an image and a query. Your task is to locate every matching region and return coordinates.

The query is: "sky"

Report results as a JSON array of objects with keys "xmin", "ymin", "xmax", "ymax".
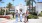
[{"xmin": 0, "ymin": 0, "xmax": 42, "ymax": 7}]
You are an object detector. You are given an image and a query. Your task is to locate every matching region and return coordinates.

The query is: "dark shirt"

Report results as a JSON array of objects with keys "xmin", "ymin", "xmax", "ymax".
[{"xmin": 16, "ymin": 12, "xmax": 18, "ymax": 17}]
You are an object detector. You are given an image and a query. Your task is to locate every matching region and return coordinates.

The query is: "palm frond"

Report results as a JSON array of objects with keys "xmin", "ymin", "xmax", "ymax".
[
  {"xmin": 33, "ymin": 0, "xmax": 36, "ymax": 4},
  {"xmin": 1, "ymin": 2, "xmax": 4, "ymax": 3},
  {"xmin": 26, "ymin": 0, "xmax": 31, "ymax": 6},
  {"xmin": 0, "ymin": 0, "xmax": 2, "ymax": 2},
  {"xmin": 25, "ymin": 0, "xmax": 29, "ymax": 2},
  {"xmin": 12, "ymin": 0, "xmax": 14, "ymax": 1},
  {"xmin": 37, "ymin": 0, "xmax": 39, "ymax": 1},
  {"xmin": 6, "ymin": 2, "xmax": 13, "ymax": 8}
]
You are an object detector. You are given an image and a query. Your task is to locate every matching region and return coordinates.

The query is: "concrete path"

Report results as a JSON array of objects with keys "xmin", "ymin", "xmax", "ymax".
[{"xmin": 0, "ymin": 17, "xmax": 42, "ymax": 23}]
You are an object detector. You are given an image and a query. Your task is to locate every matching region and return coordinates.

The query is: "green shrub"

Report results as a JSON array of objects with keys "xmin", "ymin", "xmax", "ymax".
[
  {"xmin": 0, "ymin": 9, "xmax": 5, "ymax": 15},
  {"xmin": 30, "ymin": 12, "xmax": 37, "ymax": 15},
  {"xmin": 39, "ymin": 12, "xmax": 42, "ymax": 16},
  {"xmin": 6, "ymin": 10, "xmax": 11, "ymax": 15},
  {"xmin": 28, "ymin": 14, "xmax": 38, "ymax": 19}
]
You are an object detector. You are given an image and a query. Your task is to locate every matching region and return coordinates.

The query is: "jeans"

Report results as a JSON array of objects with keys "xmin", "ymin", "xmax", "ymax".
[
  {"xmin": 20, "ymin": 16, "xmax": 22, "ymax": 22},
  {"xmin": 13, "ymin": 16, "xmax": 18, "ymax": 23},
  {"xmin": 16, "ymin": 17, "xmax": 18, "ymax": 22}
]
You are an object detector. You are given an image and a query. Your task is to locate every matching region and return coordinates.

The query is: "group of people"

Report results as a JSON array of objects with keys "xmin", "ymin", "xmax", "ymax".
[{"xmin": 15, "ymin": 10, "xmax": 29, "ymax": 23}]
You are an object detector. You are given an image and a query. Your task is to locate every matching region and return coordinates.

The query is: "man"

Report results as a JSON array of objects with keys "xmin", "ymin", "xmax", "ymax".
[
  {"xmin": 15, "ymin": 10, "xmax": 19, "ymax": 22},
  {"xmin": 20, "ymin": 9, "xmax": 23, "ymax": 22}
]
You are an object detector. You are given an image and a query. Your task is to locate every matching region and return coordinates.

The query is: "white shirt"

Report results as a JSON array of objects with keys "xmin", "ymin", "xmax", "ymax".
[{"xmin": 20, "ymin": 12, "xmax": 23, "ymax": 16}]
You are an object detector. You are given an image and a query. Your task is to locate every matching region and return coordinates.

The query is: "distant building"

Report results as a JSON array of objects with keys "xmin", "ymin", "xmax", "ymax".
[
  {"xmin": 9, "ymin": 6, "xmax": 15, "ymax": 12},
  {"xmin": 36, "ymin": 2, "xmax": 42, "ymax": 14},
  {"xmin": 15, "ymin": 3, "xmax": 36, "ymax": 13},
  {"xmin": 15, "ymin": 3, "xmax": 27, "ymax": 13},
  {"xmin": 0, "ymin": 6, "xmax": 15, "ymax": 13},
  {"xmin": 0, "ymin": 7, "xmax": 8, "ymax": 10}
]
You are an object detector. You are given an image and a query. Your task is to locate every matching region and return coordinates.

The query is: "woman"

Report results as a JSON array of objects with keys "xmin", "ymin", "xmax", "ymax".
[
  {"xmin": 24, "ymin": 13, "xmax": 27, "ymax": 23},
  {"xmin": 24, "ymin": 10, "xmax": 29, "ymax": 23},
  {"xmin": 26, "ymin": 10, "xmax": 29, "ymax": 22}
]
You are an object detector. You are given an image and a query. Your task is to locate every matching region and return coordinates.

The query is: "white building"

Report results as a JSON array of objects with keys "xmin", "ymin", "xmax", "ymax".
[
  {"xmin": 10, "ymin": 6, "xmax": 15, "ymax": 12},
  {"xmin": 15, "ymin": 3, "xmax": 28, "ymax": 13},
  {"xmin": 36, "ymin": 2, "xmax": 42, "ymax": 14}
]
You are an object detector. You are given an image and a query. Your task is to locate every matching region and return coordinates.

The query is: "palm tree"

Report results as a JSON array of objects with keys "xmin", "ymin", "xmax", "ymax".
[
  {"xmin": 6, "ymin": 2, "xmax": 13, "ymax": 11},
  {"xmin": 25, "ymin": 0, "xmax": 36, "ymax": 13},
  {"xmin": 0, "ymin": 0, "xmax": 2, "ymax": 2},
  {"xmin": 0, "ymin": 0, "xmax": 4, "ymax": 15},
  {"xmin": 31, "ymin": 0, "xmax": 36, "ymax": 13},
  {"xmin": 26, "ymin": 0, "xmax": 31, "ymax": 13},
  {"xmin": 12, "ymin": 0, "xmax": 14, "ymax": 1},
  {"xmin": 12, "ymin": 0, "xmax": 14, "ymax": 18},
  {"xmin": 0, "ymin": 0, "xmax": 4, "ymax": 3}
]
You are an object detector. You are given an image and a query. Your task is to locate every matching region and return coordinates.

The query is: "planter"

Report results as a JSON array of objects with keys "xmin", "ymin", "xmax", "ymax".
[{"xmin": 0, "ymin": 15, "xmax": 10, "ymax": 19}]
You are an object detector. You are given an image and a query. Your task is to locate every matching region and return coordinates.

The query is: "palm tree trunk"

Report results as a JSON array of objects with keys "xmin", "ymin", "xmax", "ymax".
[
  {"xmin": 9, "ymin": 8, "xmax": 10, "ymax": 11},
  {"xmin": 29, "ymin": 0, "xmax": 30, "ymax": 13},
  {"xmin": 9, "ymin": 8, "xmax": 10, "ymax": 13},
  {"xmin": 29, "ymin": 4, "xmax": 30, "ymax": 13},
  {"xmin": 0, "ymin": 0, "xmax": 2, "ymax": 2},
  {"xmin": 12, "ymin": 0, "xmax": 14, "ymax": 18},
  {"xmin": 0, "ymin": 0, "xmax": 2, "ymax": 15},
  {"xmin": 32, "ymin": 0, "xmax": 33, "ymax": 14}
]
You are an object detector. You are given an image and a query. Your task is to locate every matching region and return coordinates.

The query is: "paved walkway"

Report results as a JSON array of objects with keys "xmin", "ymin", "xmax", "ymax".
[
  {"xmin": 5, "ymin": 17, "xmax": 42, "ymax": 23},
  {"xmin": 0, "ymin": 17, "xmax": 42, "ymax": 23}
]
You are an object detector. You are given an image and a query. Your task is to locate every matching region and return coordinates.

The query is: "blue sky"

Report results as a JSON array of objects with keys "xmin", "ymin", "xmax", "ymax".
[{"xmin": 0, "ymin": 0, "xmax": 42, "ymax": 7}]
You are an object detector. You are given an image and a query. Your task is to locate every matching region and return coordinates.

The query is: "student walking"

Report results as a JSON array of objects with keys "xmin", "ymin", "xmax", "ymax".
[
  {"xmin": 24, "ymin": 13, "xmax": 27, "ymax": 23},
  {"xmin": 20, "ymin": 9, "xmax": 23, "ymax": 22},
  {"xmin": 24, "ymin": 10, "xmax": 29, "ymax": 23},
  {"xmin": 26, "ymin": 10, "xmax": 29, "ymax": 22},
  {"xmin": 15, "ymin": 10, "xmax": 19, "ymax": 22}
]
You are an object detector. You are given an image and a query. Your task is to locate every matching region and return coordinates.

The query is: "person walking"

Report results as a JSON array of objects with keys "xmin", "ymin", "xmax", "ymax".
[
  {"xmin": 24, "ymin": 10, "xmax": 29, "ymax": 23},
  {"xmin": 15, "ymin": 10, "xmax": 19, "ymax": 22},
  {"xmin": 26, "ymin": 10, "xmax": 29, "ymax": 22},
  {"xmin": 20, "ymin": 9, "xmax": 23, "ymax": 22},
  {"xmin": 24, "ymin": 13, "xmax": 27, "ymax": 23}
]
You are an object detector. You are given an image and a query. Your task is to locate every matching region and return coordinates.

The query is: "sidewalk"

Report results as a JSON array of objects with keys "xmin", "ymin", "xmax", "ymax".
[
  {"xmin": 0, "ymin": 17, "xmax": 42, "ymax": 23},
  {"xmin": 7, "ymin": 17, "xmax": 42, "ymax": 23}
]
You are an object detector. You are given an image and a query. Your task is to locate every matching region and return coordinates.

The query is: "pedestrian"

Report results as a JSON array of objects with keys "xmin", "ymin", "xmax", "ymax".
[
  {"xmin": 26, "ymin": 10, "xmax": 29, "ymax": 22},
  {"xmin": 24, "ymin": 13, "xmax": 27, "ymax": 23},
  {"xmin": 15, "ymin": 10, "xmax": 19, "ymax": 22},
  {"xmin": 20, "ymin": 9, "xmax": 23, "ymax": 22}
]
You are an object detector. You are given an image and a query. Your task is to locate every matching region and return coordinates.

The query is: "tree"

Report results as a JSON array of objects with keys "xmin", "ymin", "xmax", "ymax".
[
  {"xmin": 0, "ymin": 0, "xmax": 4, "ymax": 15},
  {"xmin": 12, "ymin": 0, "xmax": 15, "ymax": 18},
  {"xmin": 25, "ymin": 0, "xmax": 36, "ymax": 13},
  {"xmin": 12, "ymin": 0, "xmax": 14, "ymax": 1},
  {"xmin": 6, "ymin": 2, "xmax": 13, "ymax": 11},
  {"xmin": 31, "ymin": 0, "xmax": 36, "ymax": 13},
  {"xmin": 0, "ymin": 0, "xmax": 4, "ymax": 3},
  {"xmin": 26, "ymin": 0, "xmax": 31, "ymax": 13},
  {"xmin": 0, "ymin": 0, "xmax": 2, "ymax": 2},
  {"xmin": 0, "ymin": 9, "xmax": 5, "ymax": 15}
]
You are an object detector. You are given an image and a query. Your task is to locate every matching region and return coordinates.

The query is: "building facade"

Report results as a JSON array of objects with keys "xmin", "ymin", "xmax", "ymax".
[
  {"xmin": 15, "ymin": 3, "xmax": 27, "ymax": 13},
  {"xmin": 36, "ymin": 2, "xmax": 42, "ymax": 14}
]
